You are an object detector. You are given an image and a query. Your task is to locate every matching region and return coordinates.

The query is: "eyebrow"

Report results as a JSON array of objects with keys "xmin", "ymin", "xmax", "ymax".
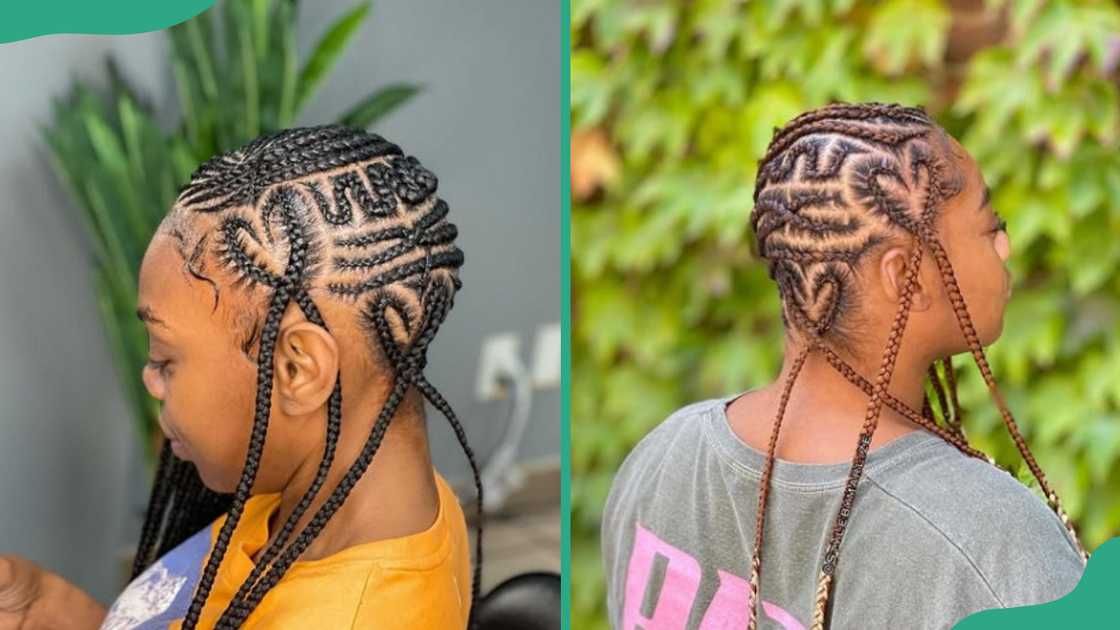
[{"xmin": 136, "ymin": 305, "xmax": 170, "ymax": 330}]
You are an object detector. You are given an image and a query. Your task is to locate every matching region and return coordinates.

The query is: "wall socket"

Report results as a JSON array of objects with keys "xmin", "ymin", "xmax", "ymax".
[
  {"xmin": 475, "ymin": 323, "xmax": 560, "ymax": 401},
  {"xmin": 475, "ymin": 333, "xmax": 523, "ymax": 400},
  {"xmin": 531, "ymin": 323, "xmax": 560, "ymax": 388}
]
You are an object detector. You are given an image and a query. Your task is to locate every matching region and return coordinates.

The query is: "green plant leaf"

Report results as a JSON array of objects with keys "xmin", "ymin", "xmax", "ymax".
[
  {"xmin": 295, "ymin": 1, "xmax": 371, "ymax": 115},
  {"xmin": 276, "ymin": 0, "xmax": 298, "ymax": 126},
  {"xmin": 338, "ymin": 83, "xmax": 420, "ymax": 129}
]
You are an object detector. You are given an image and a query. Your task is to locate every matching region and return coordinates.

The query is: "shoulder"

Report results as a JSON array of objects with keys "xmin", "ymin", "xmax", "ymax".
[
  {"xmin": 616, "ymin": 397, "xmax": 725, "ymax": 475},
  {"xmin": 604, "ymin": 397, "xmax": 725, "ymax": 511},
  {"xmin": 601, "ymin": 397, "xmax": 728, "ymax": 556},
  {"xmin": 863, "ymin": 437, "xmax": 1085, "ymax": 606},
  {"xmin": 299, "ymin": 480, "xmax": 471, "ymax": 628},
  {"xmin": 349, "ymin": 564, "xmax": 469, "ymax": 629}
]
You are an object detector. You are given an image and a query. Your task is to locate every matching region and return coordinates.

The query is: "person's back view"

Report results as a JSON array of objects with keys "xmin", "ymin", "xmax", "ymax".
[
  {"xmin": 603, "ymin": 398, "xmax": 1083, "ymax": 629},
  {"xmin": 601, "ymin": 103, "xmax": 1087, "ymax": 629}
]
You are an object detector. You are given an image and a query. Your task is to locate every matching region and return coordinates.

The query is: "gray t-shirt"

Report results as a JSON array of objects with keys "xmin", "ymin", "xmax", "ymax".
[{"xmin": 601, "ymin": 396, "xmax": 1085, "ymax": 630}]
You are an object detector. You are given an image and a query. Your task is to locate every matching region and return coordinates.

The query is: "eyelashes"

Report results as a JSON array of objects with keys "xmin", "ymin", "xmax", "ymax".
[
  {"xmin": 991, "ymin": 213, "xmax": 1007, "ymax": 234},
  {"xmin": 146, "ymin": 358, "xmax": 173, "ymax": 377}
]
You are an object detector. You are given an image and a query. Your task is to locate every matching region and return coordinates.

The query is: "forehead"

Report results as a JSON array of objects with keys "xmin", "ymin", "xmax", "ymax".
[
  {"xmin": 137, "ymin": 233, "xmax": 218, "ymax": 335},
  {"xmin": 943, "ymin": 135, "xmax": 984, "ymax": 194}
]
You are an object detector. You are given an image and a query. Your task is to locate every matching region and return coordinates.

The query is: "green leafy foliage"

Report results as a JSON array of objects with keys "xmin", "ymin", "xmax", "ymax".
[
  {"xmin": 572, "ymin": 1, "xmax": 1120, "ymax": 627},
  {"xmin": 42, "ymin": 0, "xmax": 418, "ymax": 464}
]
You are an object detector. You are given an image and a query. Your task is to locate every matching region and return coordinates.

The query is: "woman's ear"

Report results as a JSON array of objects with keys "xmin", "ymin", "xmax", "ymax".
[
  {"xmin": 273, "ymin": 306, "xmax": 340, "ymax": 416},
  {"xmin": 879, "ymin": 246, "xmax": 932, "ymax": 311}
]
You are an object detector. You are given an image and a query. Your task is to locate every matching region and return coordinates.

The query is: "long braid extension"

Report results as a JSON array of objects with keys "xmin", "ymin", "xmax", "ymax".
[
  {"xmin": 131, "ymin": 440, "xmax": 175, "ymax": 579},
  {"xmin": 219, "ymin": 379, "xmax": 408, "ymax": 628},
  {"xmin": 781, "ymin": 283, "xmax": 986, "ymax": 461},
  {"xmin": 181, "ymin": 185, "xmax": 314, "ymax": 630},
  {"xmin": 222, "ymin": 291, "xmax": 441, "ymax": 626},
  {"xmin": 215, "ymin": 288, "xmax": 344, "ymax": 622},
  {"xmin": 747, "ymin": 345, "xmax": 813, "ymax": 630},
  {"xmin": 917, "ymin": 227, "xmax": 1086, "ymax": 559},
  {"xmin": 815, "ymin": 244, "xmax": 924, "ymax": 621},
  {"xmin": 927, "ymin": 364, "xmax": 951, "ymax": 425},
  {"xmin": 810, "ymin": 570, "xmax": 833, "ymax": 630},
  {"xmin": 413, "ymin": 375, "xmax": 485, "ymax": 623},
  {"xmin": 941, "ymin": 357, "xmax": 967, "ymax": 438},
  {"xmin": 819, "ymin": 347, "xmax": 989, "ymax": 462}
]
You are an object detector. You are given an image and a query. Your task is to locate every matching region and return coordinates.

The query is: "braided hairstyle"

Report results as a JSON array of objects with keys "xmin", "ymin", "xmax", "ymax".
[
  {"xmin": 129, "ymin": 124, "xmax": 483, "ymax": 629},
  {"xmin": 746, "ymin": 103, "xmax": 1086, "ymax": 630}
]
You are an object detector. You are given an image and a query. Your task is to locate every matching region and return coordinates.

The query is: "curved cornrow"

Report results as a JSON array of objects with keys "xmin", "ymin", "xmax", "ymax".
[
  {"xmin": 176, "ymin": 127, "xmax": 402, "ymax": 214},
  {"xmin": 747, "ymin": 102, "xmax": 1085, "ymax": 629},
  {"xmin": 132, "ymin": 124, "xmax": 479, "ymax": 629}
]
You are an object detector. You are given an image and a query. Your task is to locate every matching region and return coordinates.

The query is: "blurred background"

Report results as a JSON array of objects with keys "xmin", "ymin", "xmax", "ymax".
[
  {"xmin": 572, "ymin": 0, "xmax": 1120, "ymax": 627},
  {"xmin": 0, "ymin": 0, "xmax": 559, "ymax": 605}
]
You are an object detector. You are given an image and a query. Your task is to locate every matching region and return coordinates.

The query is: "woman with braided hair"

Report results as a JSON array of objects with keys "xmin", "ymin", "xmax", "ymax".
[
  {"xmin": 0, "ymin": 125, "xmax": 482, "ymax": 629},
  {"xmin": 602, "ymin": 103, "xmax": 1087, "ymax": 629}
]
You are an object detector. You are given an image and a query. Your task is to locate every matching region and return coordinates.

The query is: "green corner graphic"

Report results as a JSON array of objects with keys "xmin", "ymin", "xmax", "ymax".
[
  {"xmin": 1, "ymin": 0, "xmax": 214, "ymax": 44},
  {"xmin": 954, "ymin": 537, "xmax": 1120, "ymax": 628}
]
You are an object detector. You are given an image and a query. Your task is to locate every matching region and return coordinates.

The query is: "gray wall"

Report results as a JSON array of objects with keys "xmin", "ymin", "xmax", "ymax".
[{"xmin": 0, "ymin": 1, "xmax": 559, "ymax": 604}]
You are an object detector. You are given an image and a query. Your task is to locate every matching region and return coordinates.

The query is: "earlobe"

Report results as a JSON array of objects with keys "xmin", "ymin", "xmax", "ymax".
[{"xmin": 910, "ymin": 280, "xmax": 933, "ymax": 311}]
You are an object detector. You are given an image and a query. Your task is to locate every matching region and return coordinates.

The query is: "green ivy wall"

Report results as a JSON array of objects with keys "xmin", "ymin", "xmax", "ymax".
[{"xmin": 571, "ymin": 1, "xmax": 1120, "ymax": 627}]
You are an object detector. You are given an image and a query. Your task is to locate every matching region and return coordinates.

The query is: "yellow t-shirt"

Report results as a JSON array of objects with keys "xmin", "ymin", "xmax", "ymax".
[{"xmin": 101, "ymin": 473, "xmax": 471, "ymax": 630}]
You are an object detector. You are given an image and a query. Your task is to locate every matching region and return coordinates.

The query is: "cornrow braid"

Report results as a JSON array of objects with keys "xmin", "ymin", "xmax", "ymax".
[
  {"xmin": 131, "ymin": 124, "xmax": 480, "ymax": 629},
  {"xmin": 747, "ymin": 102, "xmax": 1084, "ymax": 629}
]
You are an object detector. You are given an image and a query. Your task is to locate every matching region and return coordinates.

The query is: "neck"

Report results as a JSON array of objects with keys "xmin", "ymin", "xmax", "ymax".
[
  {"xmin": 727, "ymin": 334, "xmax": 937, "ymax": 465},
  {"xmin": 261, "ymin": 387, "xmax": 440, "ymax": 563}
]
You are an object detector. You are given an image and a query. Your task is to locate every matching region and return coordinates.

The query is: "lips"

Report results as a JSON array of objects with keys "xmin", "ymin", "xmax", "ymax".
[
  {"xmin": 159, "ymin": 418, "xmax": 188, "ymax": 458},
  {"xmin": 169, "ymin": 437, "xmax": 188, "ymax": 458}
]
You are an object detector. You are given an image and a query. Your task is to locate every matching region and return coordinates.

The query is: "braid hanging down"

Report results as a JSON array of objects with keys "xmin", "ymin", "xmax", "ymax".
[
  {"xmin": 129, "ymin": 125, "xmax": 483, "ymax": 629},
  {"xmin": 746, "ymin": 102, "xmax": 1086, "ymax": 630}
]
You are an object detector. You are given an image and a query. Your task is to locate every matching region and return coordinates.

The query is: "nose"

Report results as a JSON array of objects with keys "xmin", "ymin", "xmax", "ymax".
[
  {"xmin": 994, "ymin": 230, "xmax": 1011, "ymax": 262},
  {"xmin": 141, "ymin": 364, "xmax": 166, "ymax": 400}
]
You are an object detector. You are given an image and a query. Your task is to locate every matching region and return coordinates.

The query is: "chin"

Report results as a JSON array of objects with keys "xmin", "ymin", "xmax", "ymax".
[
  {"xmin": 195, "ymin": 465, "xmax": 238, "ymax": 494},
  {"xmin": 976, "ymin": 316, "xmax": 1005, "ymax": 347}
]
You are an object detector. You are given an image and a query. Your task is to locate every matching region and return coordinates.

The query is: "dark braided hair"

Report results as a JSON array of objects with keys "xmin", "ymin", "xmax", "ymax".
[
  {"xmin": 129, "ymin": 124, "xmax": 483, "ymax": 629},
  {"xmin": 746, "ymin": 102, "xmax": 1086, "ymax": 630}
]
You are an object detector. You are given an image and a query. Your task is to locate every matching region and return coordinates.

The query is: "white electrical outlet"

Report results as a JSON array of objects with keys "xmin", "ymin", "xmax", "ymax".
[
  {"xmin": 475, "ymin": 333, "xmax": 524, "ymax": 400},
  {"xmin": 531, "ymin": 322, "xmax": 561, "ymax": 388}
]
